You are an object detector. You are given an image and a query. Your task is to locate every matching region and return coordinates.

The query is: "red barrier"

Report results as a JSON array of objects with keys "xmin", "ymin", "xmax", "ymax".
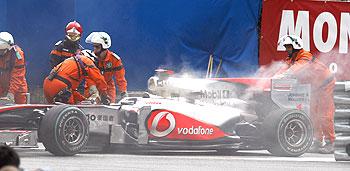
[{"xmin": 260, "ymin": 0, "xmax": 350, "ymax": 80}]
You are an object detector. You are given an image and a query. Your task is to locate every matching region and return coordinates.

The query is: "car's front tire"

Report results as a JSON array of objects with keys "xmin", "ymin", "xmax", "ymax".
[{"xmin": 39, "ymin": 105, "xmax": 89, "ymax": 156}]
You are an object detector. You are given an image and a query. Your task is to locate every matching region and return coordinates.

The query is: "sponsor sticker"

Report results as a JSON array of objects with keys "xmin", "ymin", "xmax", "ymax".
[
  {"xmin": 177, "ymin": 126, "xmax": 214, "ymax": 135},
  {"xmin": 148, "ymin": 110, "xmax": 223, "ymax": 140},
  {"xmin": 149, "ymin": 111, "xmax": 176, "ymax": 137}
]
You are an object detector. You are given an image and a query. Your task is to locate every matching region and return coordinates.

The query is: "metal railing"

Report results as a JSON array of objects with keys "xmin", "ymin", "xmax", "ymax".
[{"xmin": 333, "ymin": 81, "xmax": 350, "ymax": 161}]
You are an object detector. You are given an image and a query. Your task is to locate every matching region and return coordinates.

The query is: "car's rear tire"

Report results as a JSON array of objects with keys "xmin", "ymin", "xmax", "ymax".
[
  {"xmin": 39, "ymin": 105, "xmax": 89, "ymax": 156},
  {"xmin": 262, "ymin": 109, "xmax": 313, "ymax": 157}
]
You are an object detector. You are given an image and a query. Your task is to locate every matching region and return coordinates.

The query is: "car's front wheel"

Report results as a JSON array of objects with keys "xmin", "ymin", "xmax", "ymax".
[{"xmin": 39, "ymin": 105, "xmax": 89, "ymax": 156}]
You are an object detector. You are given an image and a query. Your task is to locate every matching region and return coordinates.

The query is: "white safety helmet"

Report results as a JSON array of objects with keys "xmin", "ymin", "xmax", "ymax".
[
  {"xmin": 0, "ymin": 32, "xmax": 14, "ymax": 50},
  {"xmin": 80, "ymin": 49, "xmax": 97, "ymax": 61},
  {"xmin": 278, "ymin": 34, "xmax": 303, "ymax": 50},
  {"xmin": 85, "ymin": 32, "xmax": 111, "ymax": 49}
]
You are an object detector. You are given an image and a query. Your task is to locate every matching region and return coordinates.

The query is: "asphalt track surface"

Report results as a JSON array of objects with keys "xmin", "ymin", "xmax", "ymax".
[{"xmin": 16, "ymin": 145, "xmax": 350, "ymax": 171}]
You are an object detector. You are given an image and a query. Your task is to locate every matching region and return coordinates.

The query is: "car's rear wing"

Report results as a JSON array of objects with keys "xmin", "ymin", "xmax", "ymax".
[{"xmin": 271, "ymin": 79, "xmax": 310, "ymax": 116}]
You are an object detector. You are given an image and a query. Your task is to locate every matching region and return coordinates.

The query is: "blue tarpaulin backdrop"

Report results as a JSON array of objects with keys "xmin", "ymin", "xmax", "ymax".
[{"xmin": 0, "ymin": 0, "xmax": 261, "ymax": 90}]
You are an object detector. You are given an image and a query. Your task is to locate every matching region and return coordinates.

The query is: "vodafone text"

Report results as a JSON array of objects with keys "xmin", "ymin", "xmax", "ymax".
[{"xmin": 177, "ymin": 126, "xmax": 214, "ymax": 135}]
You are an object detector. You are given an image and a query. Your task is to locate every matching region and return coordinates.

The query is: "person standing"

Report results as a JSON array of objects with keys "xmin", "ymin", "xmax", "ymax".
[
  {"xmin": 0, "ymin": 32, "xmax": 28, "ymax": 104},
  {"xmin": 49, "ymin": 21, "xmax": 83, "ymax": 68},
  {"xmin": 85, "ymin": 32, "xmax": 127, "ymax": 103},
  {"xmin": 277, "ymin": 34, "xmax": 336, "ymax": 154}
]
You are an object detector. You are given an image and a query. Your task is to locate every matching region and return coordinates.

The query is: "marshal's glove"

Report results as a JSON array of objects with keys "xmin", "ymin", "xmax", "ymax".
[
  {"xmin": 87, "ymin": 85, "xmax": 100, "ymax": 104},
  {"xmin": 116, "ymin": 91, "xmax": 128, "ymax": 103},
  {"xmin": 6, "ymin": 92, "xmax": 15, "ymax": 103},
  {"xmin": 0, "ymin": 92, "xmax": 15, "ymax": 103},
  {"xmin": 100, "ymin": 93, "xmax": 111, "ymax": 105},
  {"xmin": 120, "ymin": 91, "xmax": 128, "ymax": 98},
  {"xmin": 87, "ymin": 93, "xmax": 100, "ymax": 104}
]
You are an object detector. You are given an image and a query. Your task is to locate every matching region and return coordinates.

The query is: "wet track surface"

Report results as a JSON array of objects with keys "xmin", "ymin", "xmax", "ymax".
[{"xmin": 16, "ymin": 145, "xmax": 350, "ymax": 171}]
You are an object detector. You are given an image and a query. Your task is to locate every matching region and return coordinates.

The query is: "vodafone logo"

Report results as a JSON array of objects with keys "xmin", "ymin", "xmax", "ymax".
[{"xmin": 150, "ymin": 111, "xmax": 176, "ymax": 137}]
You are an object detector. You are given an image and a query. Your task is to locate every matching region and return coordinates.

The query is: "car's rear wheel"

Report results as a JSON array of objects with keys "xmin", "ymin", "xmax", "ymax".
[
  {"xmin": 39, "ymin": 105, "xmax": 89, "ymax": 156},
  {"xmin": 262, "ymin": 109, "xmax": 313, "ymax": 157}
]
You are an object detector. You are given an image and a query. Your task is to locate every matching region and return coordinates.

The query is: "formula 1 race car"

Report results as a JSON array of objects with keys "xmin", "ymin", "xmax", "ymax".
[{"xmin": 0, "ymin": 75, "xmax": 313, "ymax": 157}]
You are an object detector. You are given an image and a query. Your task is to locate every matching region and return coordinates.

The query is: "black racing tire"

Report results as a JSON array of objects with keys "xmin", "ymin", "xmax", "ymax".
[
  {"xmin": 262, "ymin": 109, "xmax": 313, "ymax": 157},
  {"xmin": 39, "ymin": 105, "xmax": 89, "ymax": 156}
]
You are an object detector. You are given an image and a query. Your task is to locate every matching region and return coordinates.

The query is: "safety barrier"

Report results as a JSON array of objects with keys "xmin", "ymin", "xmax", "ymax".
[{"xmin": 333, "ymin": 81, "xmax": 350, "ymax": 161}]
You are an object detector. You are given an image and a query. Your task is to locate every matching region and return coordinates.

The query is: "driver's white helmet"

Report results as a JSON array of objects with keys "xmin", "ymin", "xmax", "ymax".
[
  {"xmin": 85, "ymin": 32, "xmax": 111, "ymax": 49},
  {"xmin": 0, "ymin": 32, "xmax": 14, "ymax": 50},
  {"xmin": 278, "ymin": 34, "xmax": 303, "ymax": 50}
]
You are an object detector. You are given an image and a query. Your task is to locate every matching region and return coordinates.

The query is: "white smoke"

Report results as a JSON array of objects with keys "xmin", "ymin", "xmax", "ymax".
[{"xmin": 316, "ymin": 49, "xmax": 349, "ymax": 81}]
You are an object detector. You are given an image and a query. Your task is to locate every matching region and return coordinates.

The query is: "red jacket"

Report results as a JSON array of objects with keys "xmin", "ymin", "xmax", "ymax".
[
  {"xmin": 283, "ymin": 49, "xmax": 335, "ymax": 143},
  {"xmin": 285, "ymin": 49, "xmax": 334, "ymax": 90},
  {"xmin": 90, "ymin": 50, "xmax": 127, "ymax": 103},
  {"xmin": 97, "ymin": 50, "xmax": 127, "ymax": 92},
  {"xmin": 52, "ymin": 55, "xmax": 108, "ymax": 94},
  {"xmin": 49, "ymin": 38, "xmax": 82, "ymax": 68},
  {"xmin": 0, "ymin": 46, "xmax": 28, "ymax": 96}
]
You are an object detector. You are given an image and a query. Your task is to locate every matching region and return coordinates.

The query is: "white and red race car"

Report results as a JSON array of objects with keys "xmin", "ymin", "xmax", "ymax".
[{"xmin": 0, "ymin": 73, "xmax": 313, "ymax": 157}]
